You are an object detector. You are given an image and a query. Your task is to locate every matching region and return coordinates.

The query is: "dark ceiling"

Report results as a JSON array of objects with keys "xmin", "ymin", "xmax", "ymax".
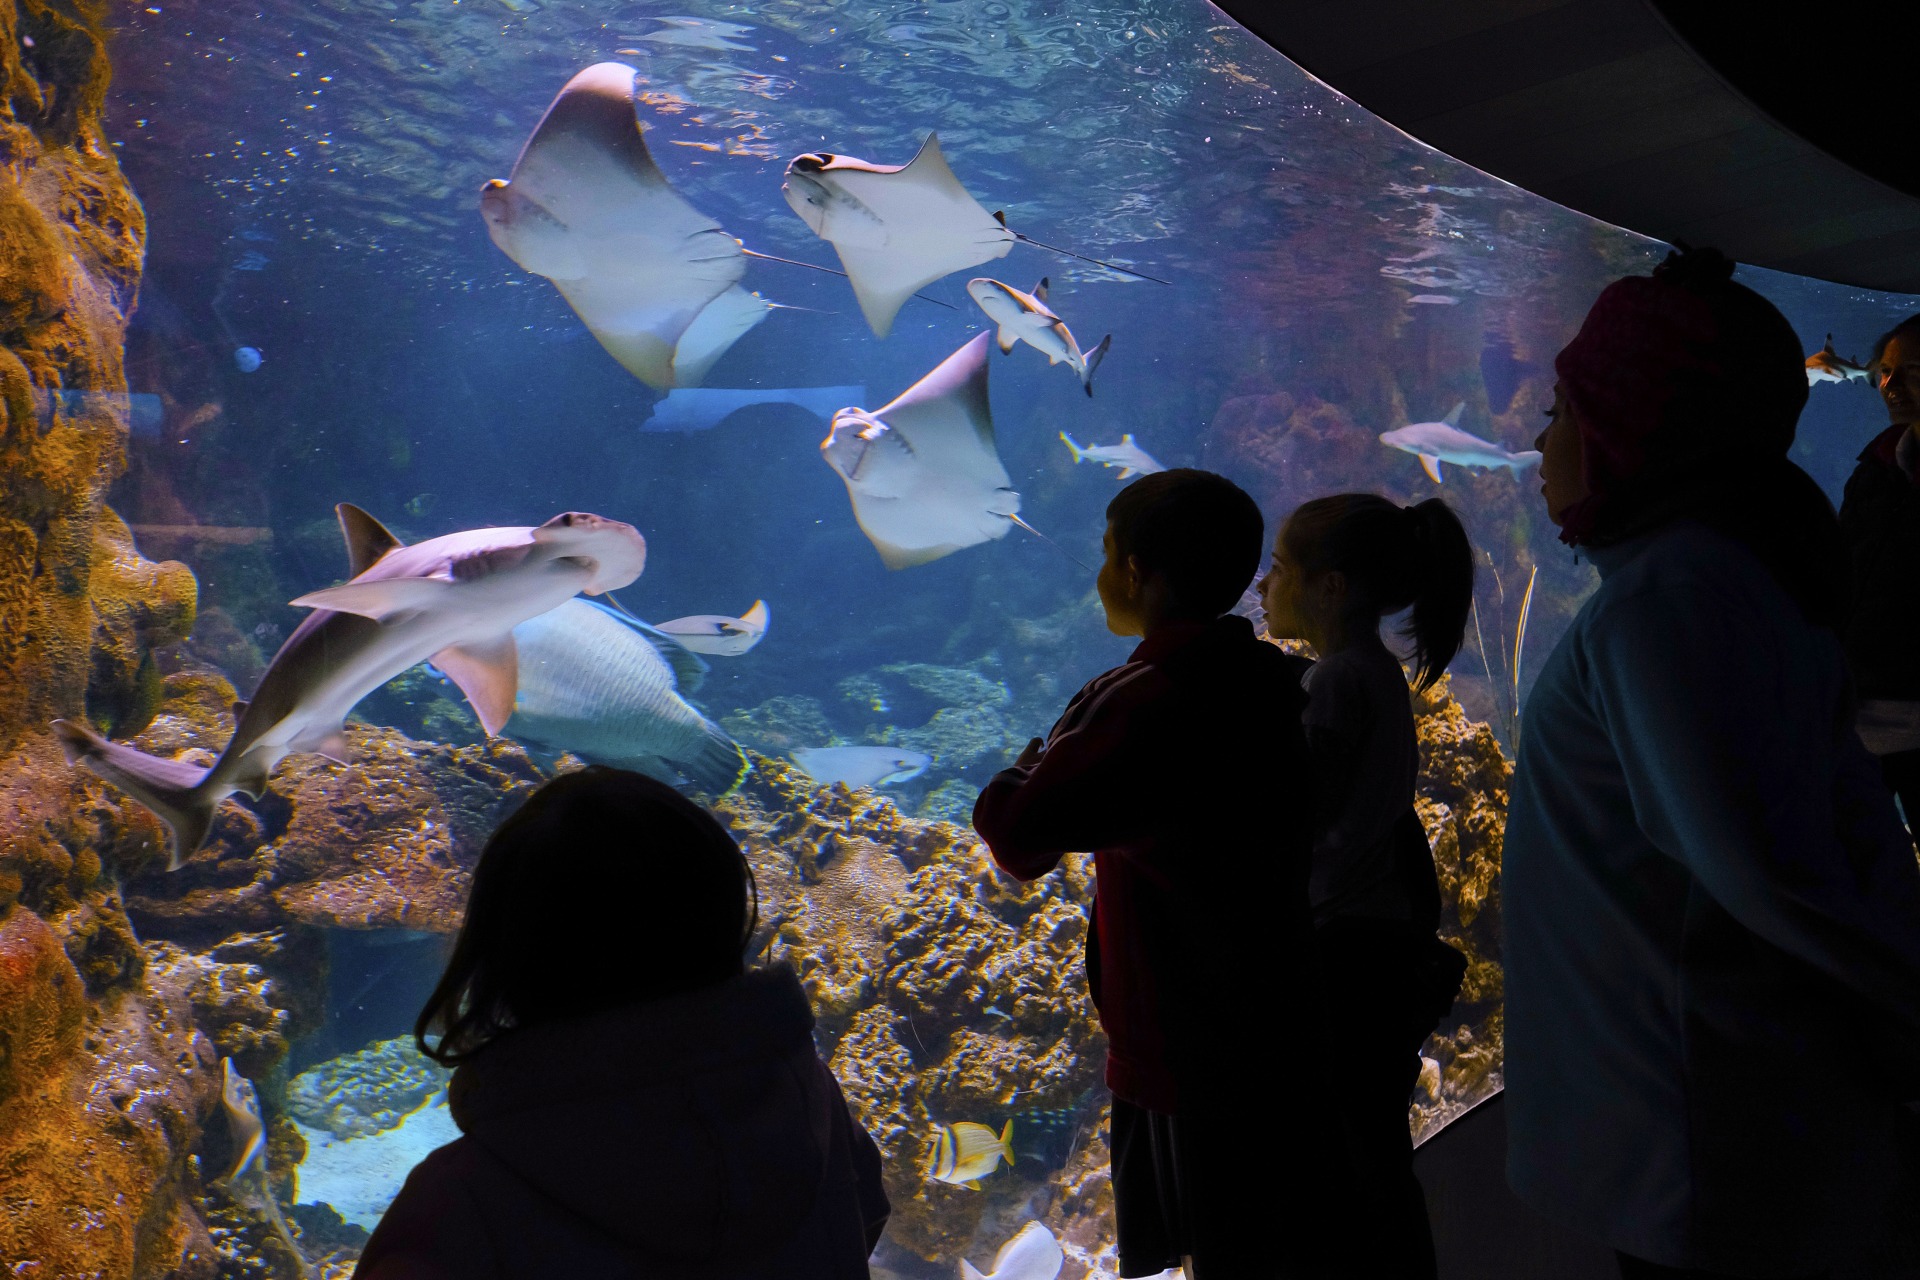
[{"xmin": 1215, "ymin": 0, "xmax": 1920, "ymax": 293}]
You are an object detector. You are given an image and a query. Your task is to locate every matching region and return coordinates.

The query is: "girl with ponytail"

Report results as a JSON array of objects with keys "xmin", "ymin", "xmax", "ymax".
[{"xmin": 1258, "ymin": 491, "xmax": 1474, "ymax": 1279}]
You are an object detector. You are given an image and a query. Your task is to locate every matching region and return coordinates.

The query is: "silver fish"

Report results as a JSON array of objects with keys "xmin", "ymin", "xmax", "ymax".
[
  {"xmin": 791, "ymin": 746, "xmax": 932, "ymax": 788},
  {"xmin": 54, "ymin": 505, "xmax": 646, "ymax": 866},
  {"xmin": 507, "ymin": 598, "xmax": 748, "ymax": 793}
]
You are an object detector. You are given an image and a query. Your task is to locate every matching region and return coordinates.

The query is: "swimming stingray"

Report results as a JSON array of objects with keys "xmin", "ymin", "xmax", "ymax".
[
  {"xmin": 54, "ymin": 505, "xmax": 646, "ymax": 866},
  {"xmin": 481, "ymin": 63, "xmax": 758, "ymax": 390},
  {"xmin": 821, "ymin": 332, "xmax": 1032, "ymax": 568},
  {"xmin": 782, "ymin": 134, "xmax": 1167, "ymax": 339}
]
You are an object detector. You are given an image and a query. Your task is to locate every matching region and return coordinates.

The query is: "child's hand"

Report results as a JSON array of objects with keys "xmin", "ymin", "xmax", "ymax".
[{"xmin": 1014, "ymin": 737, "xmax": 1045, "ymax": 769}]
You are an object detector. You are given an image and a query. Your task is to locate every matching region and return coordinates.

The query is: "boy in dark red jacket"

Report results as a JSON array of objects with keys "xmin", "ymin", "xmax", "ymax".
[{"xmin": 974, "ymin": 470, "xmax": 1337, "ymax": 1279}]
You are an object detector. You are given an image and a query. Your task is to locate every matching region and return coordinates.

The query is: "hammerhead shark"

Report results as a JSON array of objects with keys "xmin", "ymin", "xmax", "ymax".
[{"xmin": 54, "ymin": 505, "xmax": 647, "ymax": 867}]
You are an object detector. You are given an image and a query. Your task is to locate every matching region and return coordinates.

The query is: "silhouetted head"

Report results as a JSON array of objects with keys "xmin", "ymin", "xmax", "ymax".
[
  {"xmin": 1099, "ymin": 469, "xmax": 1263, "ymax": 636},
  {"xmin": 1265, "ymin": 494, "xmax": 1475, "ymax": 691},
  {"xmin": 1544, "ymin": 244, "xmax": 1843, "ymax": 628},
  {"xmin": 416, "ymin": 766, "xmax": 757, "ymax": 1065},
  {"xmin": 1871, "ymin": 314, "xmax": 1920, "ymax": 427}
]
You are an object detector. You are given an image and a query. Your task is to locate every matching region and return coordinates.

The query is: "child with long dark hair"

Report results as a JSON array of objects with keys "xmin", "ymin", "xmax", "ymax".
[
  {"xmin": 355, "ymin": 766, "xmax": 889, "ymax": 1280},
  {"xmin": 1259, "ymin": 493, "xmax": 1474, "ymax": 1279}
]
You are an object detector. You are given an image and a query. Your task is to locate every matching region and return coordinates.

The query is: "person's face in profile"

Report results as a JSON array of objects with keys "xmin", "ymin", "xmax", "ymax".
[
  {"xmin": 1536, "ymin": 382, "xmax": 1591, "ymax": 527},
  {"xmin": 1878, "ymin": 335, "xmax": 1920, "ymax": 428},
  {"xmin": 1096, "ymin": 522, "xmax": 1147, "ymax": 637}
]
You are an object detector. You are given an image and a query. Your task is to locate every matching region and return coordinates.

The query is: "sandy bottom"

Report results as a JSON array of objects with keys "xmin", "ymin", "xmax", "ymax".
[{"xmin": 294, "ymin": 1093, "xmax": 459, "ymax": 1230}]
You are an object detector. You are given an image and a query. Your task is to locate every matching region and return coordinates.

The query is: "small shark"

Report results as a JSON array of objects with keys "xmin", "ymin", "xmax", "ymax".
[
  {"xmin": 653, "ymin": 600, "xmax": 769, "ymax": 656},
  {"xmin": 1379, "ymin": 402, "xmax": 1541, "ymax": 483},
  {"xmin": 966, "ymin": 277, "xmax": 1111, "ymax": 395},
  {"xmin": 54, "ymin": 505, "xmax": 647, "ymax": 866},
  {"xmin": 1060, "ymin": 431, "xmax": 1164, "ymax": 479},
  {"xmin": 1806, "ymin": 333, "xmax": 1872, "ymax": 385}
]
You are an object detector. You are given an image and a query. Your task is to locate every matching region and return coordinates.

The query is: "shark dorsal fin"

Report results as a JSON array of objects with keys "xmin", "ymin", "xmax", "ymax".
[
  {"xmin": 1442, "ymin": 401, "xmax": 1466, "ymax": 428},
  {"xmin": 336, "ymin": 503, "xmax": 403, "ymax": 578}
]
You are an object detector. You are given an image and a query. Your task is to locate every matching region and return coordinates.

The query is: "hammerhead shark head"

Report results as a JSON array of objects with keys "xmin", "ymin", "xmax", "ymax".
[{"xmin": 54, "ymin": 505, "xmax": 646, "ymax": 867}]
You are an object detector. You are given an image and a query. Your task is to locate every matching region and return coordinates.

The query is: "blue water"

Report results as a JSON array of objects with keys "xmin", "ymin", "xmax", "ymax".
[{"xmin": 99, "ymin": 1, "xmax": 1920, "ymax": 1271}]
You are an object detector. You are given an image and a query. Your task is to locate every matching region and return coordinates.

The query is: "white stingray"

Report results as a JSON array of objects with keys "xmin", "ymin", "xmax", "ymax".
[
  {"xmin": 782, "ymin": 134, "xmax": 1015, "ymax": 338},
  {"xmin": 821, "ymin": 332, "xmax": 1021, "ymax": 568},
  {"xmin": 480, "ymin": 63, "xmax": 749, "ymax": 390}
]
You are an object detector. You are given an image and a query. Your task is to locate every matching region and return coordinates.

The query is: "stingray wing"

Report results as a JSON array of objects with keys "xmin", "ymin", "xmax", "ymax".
[
  {"xmin": 481, "ymin": 63, "xmax": 745, "ymax": 390},
  {"xmin": 789, "ymin": 135, "xmax": 1013, "ymax": 338},
  {"xmin": 831, "ymin": 333, "xmax": 1017, "ymax": 568}
]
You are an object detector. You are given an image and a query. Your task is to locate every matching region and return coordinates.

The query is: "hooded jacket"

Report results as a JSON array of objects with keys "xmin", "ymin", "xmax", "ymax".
[{"xmin": 354, "ymin": 968, "xmax": 888, "ymax": 1280}]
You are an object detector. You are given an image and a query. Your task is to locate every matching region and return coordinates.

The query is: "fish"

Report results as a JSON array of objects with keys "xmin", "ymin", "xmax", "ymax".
[
  {"xmin": 782, "ymin": 134, "xmax": 1016, "ymax": 339},
  {"xmin": 791, "ymin": 746, "xmax": 932, "ymax": 788},
  {"xmin": 480, "ymin": 63, "xmax": 753, "ymax": 390},
  {"xmin": 1378, "ymin": 402, "xmax": 1541, "ymax": 482},
  {"xmin": 653, "ymin": 600, "xmax": 769, "ymax": 656},
  {"xmin": 967, "ymin": 277, "xmax": 1110, "ymax": 396},
  {"xmin": 632, "ymin": 16, "xmax": 756, "ymax": 52},
  {"xmin": 963, "ymin": 1222, "xmax": 1065, "ymax": 1280},
  {"xmin": 234, "ymin": 346, "xmax": 262, "ymax": 373},
  {"xmin": 928, "ymin": 1119, "xmax": 1015, "ymax": 1189},
  {"xmin": 1806, "ymin": 333, "xmax": 1872, "ymax": 385},
  {"xmin": 643, "ymin": 386, "xmax": 866, "ymax": 434},
  {"xmin": 220, "ymin": 1057, "xmax": 266, "ymax": 1182},
  {"xmin": 1059, "ymin": 431, "xmax": 1164, "ymax": 479},
  {"xmin": 53, "ymin": 505, "xmax": 646, "ymax": 867},
  {"xmin": 821, "ymin": 332, "xmax": 1021, "ymax": 569},
  {"xmin": 506, "ymin": 598, "xmax": 749, "ymax": 794}
]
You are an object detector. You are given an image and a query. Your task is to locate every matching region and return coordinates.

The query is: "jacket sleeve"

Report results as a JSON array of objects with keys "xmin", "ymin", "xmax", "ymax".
[
  {"xmin": 1589, "ymin": 586, "xmax": 1920, "ymax": 1060},
  {"xmin": 973, "ymin": 669, "xmax": 1167, "ymax": 880}
]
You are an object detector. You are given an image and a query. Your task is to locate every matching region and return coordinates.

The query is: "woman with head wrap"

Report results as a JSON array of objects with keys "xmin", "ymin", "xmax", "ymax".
[{"xmin": 1502, "ymin": 247, "xmax": 1920, "ymax": 1279}]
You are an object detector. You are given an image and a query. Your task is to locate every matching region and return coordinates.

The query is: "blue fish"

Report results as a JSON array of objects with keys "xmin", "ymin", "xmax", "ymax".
[
  {"xmin": 506, "ymin": 598, "xmax": 748, "ymax": 794},
  {"xmin": 234, "ymin": 347, "xmax": 263, "ymax": 373},
  {"xmin": 642, "ymin": 385, "xmax": 865, "ymax": 434}
]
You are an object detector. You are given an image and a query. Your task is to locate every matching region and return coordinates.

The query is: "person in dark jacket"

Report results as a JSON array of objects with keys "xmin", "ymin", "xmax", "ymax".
[
  {"xmin": 1840, "ymin": 312, "xmax": 1920, "ymax": 848},
  {"xmin": 355, "ymin": 767, "xmax": 890, "ymax": 1280},
  {"xmin": 973, "ymin": 469, "xmax": 1342, "ymax": 1279},
  {"xmin": 1505, "ymin": 247, "xmax": 1920, "ymax": 1279}
]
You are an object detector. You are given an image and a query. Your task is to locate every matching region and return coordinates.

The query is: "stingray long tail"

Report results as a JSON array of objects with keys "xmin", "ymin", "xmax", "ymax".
[
  {"xmin": 51, "ymin": 719, "xmax": 222, "ymax": 870},
  {"xmin": 1006, "ymin": 515, "xmax": 1094, "ymax": 572},
  {"xmin": 1009, "ymin": 231, "xmax": 1172, "ymax": 286}
]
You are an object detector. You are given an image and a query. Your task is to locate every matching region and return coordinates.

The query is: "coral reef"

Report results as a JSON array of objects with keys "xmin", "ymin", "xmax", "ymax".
[{"xmin": 288, "ymin": 1035, "xmax": 450, "ymax": 1140}]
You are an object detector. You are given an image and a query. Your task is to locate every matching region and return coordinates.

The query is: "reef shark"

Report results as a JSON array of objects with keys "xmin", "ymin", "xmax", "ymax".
[
  {"xmin": 481, "ymin": 63, "xmax": 757, "ymax": 390},
  {"xmin": 967, "ymin": 277, "xmax": 1110, "ymax": 395},
  {"xmin": 1806, "ymin": 333, "xmax": 1872, "ymax": 385},
  {"xmin": 821, "ymin": 332, "xmax": 1025, "ymax": 568},
  {"xmin": 54, "ymin": 505, "xmax": 646, "ymax": 867},
  {"xmin": 1378, "ymin": 402, "xmax": 1542, "ymax": 483}
]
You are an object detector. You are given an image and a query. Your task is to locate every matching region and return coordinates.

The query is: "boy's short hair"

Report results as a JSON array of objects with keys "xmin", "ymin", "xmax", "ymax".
[{"xmin": 1106, "ymin": 469, "xmax": 1264, "ymax": 617}]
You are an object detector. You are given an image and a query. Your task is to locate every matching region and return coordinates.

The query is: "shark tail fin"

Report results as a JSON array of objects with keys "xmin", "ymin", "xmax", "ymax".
[
  {"xmin": 1510, "ymin": 450, "xmax": 1544, "ymax": 475},
  {"xmin": 1083, "ymin": 334, "xmax": 1111, "ymax": 397},
  {"xmin": 1058, "ymin": 431, "xmax": 1086, "ymax": 463},
  {"xmin": 52, "ymin": 719, "xmax": 220, "ymax": 870}
]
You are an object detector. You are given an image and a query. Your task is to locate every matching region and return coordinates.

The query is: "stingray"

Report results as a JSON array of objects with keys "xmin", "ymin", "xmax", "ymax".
[
  {"xmin": 823, "ymin": 332, "xmax": 1049, "ymax": 569},
  {"xmin": 481, "ymin": 63, "xmax": 754, "ymax": 390},
  {"xmin": 783, "ymin": 133, "xmax": 1170, "ymax": 338}
]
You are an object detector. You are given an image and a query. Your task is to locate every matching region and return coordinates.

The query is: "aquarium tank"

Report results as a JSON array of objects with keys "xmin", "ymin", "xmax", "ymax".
[{"xmin": 0, "ymin": 0, "xmax": 1912, "ymax": 1276}]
